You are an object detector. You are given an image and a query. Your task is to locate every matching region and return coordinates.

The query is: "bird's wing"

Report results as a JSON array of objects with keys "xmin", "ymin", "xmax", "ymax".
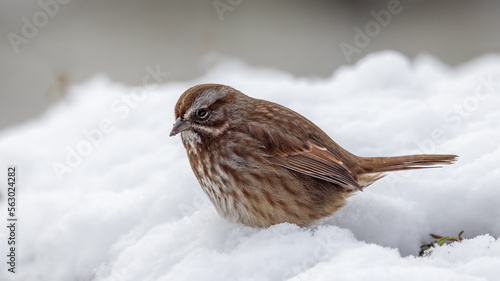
[
  {"xmin": 248, "ymin": 122, "xmax": 361, "ymax": 191},
  {"xmin": 280, "ymin": 142, "xmax": 361, "ymax": 191}
]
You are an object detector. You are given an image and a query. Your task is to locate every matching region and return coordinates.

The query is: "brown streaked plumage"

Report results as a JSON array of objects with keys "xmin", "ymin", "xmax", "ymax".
[{"xmin": 170, "ymin": 84, "xmax": 458, "ymax": 227}]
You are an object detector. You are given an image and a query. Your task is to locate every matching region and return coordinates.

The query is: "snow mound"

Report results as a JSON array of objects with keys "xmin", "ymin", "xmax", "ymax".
[{"xmin": 1, "ymin": 51, "xmax": 500, "ymax": 281}]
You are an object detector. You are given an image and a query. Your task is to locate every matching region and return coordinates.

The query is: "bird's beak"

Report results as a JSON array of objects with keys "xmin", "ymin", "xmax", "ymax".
[{"xmin": 170, "ymin": 117, "xmax": 190, "ymax": 137}]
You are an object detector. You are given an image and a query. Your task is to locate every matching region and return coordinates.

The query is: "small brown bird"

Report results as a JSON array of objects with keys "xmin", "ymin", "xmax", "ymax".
[{"xmin": 170, "ymin": 84, "xmax": 457, "ymax": 227}]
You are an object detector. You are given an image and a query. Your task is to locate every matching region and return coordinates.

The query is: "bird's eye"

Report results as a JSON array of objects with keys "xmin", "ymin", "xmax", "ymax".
[{"xmin": 196, "ymin": 108, "xmax": 209, "ymax": 119}]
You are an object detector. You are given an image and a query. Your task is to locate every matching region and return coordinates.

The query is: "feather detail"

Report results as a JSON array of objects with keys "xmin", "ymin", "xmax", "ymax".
[{"xmin": 248, "ymin": 121, "xmax": 361, "ymax": 191}]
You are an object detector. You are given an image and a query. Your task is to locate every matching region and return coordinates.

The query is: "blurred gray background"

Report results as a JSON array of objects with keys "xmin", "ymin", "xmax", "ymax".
[{"xmin": 1, "ymin": 0, "xmax": 500, "ymax": 130}]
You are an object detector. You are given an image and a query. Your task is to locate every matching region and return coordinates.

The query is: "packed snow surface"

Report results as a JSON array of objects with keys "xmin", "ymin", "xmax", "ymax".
[{"xmin": 1, "ymin": 52, "xmax": 500, "ymax": 281}]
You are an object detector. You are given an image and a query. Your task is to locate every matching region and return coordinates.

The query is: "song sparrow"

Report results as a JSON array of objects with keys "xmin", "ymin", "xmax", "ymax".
[{"xmin": 170, "ymin": 84, "xmax": 457, "ymax": 227}]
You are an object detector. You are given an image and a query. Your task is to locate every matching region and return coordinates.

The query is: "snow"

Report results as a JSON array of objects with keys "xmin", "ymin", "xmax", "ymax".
[{"xmin": 1, "ymin": 51, "xmax": 500, "ymax": 281}]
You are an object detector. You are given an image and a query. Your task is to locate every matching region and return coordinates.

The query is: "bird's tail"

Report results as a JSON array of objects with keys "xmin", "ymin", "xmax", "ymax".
[
  {"xmin": 356, "ymin": 154, "xmax": 458, "ymax": 188},
  {"xmin": 360, "ymin": 154, "xmax": 458, "ymax": 173}
]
